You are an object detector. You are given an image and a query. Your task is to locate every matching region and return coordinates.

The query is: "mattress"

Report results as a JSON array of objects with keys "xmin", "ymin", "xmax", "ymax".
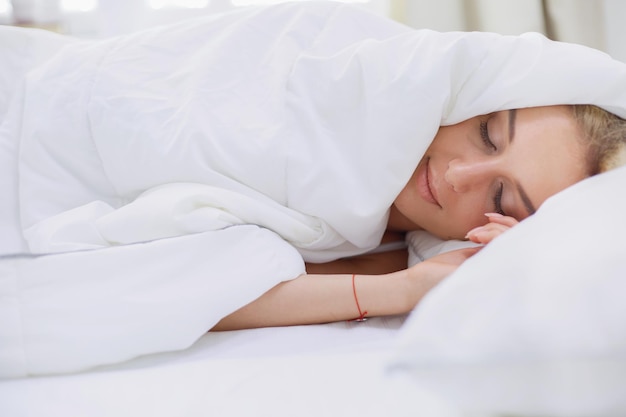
[{"xmin": 0, "ymin": 316, "xmax": 461, "ymax": 417}]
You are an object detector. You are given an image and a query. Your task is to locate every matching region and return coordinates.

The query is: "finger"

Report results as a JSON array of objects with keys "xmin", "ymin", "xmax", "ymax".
[
  {"xmin": 471, "ymin": 223, "xmax": 510, "ymax": 236},
  {"xmin": 465, "ymin": 222, "xmax": 509, "ymax": 238},
  {"xmin": 484, "ymin": 213, "xmax": 519, "ymax": 227},
  {"xmin": 467, "ymin": 224, "xmax": 510, "ymax": 244}
]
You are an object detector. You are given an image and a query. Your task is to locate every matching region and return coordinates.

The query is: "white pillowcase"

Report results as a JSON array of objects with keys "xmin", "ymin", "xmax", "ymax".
[
  {"xmin": 406, "ymin": 230, "xmax": 479, "ymax": 267},
  {"xmin": 390, "ymin": 165, "xmax": 626, "ymax": 417}
]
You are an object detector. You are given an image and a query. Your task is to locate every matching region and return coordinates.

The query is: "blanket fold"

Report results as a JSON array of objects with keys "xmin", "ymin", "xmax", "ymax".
[
  {"xmin": 2, "ymin": 1, "xmax": 626, "ymax": 377},
  {"xmin": 1, "ymin": 227, "xmax": 305, "ymax": 378}
]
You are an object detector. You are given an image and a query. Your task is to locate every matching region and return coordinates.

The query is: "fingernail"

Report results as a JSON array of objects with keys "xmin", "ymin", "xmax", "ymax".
[{"xmin": 484, "ymin": 212, "xmax": 503, "ymax": 218}]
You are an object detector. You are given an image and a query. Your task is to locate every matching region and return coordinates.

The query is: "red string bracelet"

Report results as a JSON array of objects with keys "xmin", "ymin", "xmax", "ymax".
[{"xmin": 349, "ymin": 273, "xmax": 368, "ymax": 322}]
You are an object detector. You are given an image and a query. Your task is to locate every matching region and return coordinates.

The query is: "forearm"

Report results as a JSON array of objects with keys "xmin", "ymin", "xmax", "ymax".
[
  {"xmin": 211, "ymin": 247, "xmax": 478, "ymax": 332},
  {"xmin": 211, "ymin": 270, "xmax": 414, "ymax": 331}
]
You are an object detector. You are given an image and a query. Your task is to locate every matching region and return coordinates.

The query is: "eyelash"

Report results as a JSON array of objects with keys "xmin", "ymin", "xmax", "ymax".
[
  {"xmin": 494, "ymin": 182, "xmax": 505, "ymax": 216},
  {"xmin": 481, "ymin": 119, "xmax": 505, "ymax": 215},
  {"xmin": 479, "ymin": 120, "xmax": 497, "ymax": 151}
]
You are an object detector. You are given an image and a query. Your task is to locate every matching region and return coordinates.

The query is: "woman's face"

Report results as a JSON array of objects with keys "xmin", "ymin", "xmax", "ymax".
[{"xmin": 392, "ymin": 105, "xmax": 589, "ymax": 240}]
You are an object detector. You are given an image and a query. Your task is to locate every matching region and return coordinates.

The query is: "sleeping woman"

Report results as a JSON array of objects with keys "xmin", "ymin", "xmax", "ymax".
[
  {"xmin": 1, "ymin": 1, "xmax": 626, "ymax": 376},
  {"xmin": 214, "ymin": 104, "xmax": 626, "ymax": 330}
]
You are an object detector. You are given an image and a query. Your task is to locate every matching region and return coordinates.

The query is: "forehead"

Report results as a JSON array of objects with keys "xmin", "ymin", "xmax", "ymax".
[{"xmin": 511, "ymin": 106, "xmax": 588, "ymax": 208}]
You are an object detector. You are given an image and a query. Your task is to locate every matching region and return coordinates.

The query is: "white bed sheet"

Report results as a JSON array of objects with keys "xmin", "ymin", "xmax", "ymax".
[{"xmin": 0, "ymin": 316, "xmax": 462, "ymax": 417}]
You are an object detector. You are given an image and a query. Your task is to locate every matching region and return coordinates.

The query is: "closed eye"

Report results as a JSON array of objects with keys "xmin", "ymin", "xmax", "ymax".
[
  {"xmin": 494, "ymin": 182, "xmax": 506, "ymax": 216},
  {"xmin": 480, "ymin": 119, "xmax": 497, "ymax": 151}
]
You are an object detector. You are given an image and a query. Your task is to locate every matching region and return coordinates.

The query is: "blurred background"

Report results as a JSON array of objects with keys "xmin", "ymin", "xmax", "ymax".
[{"xmin": 1, "ymin": 0, "xmax": 624, "ymax": 62}]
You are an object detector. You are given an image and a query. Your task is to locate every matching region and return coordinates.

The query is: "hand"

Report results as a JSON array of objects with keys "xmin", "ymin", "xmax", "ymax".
[
  {"xmin": 405, "ymin": 246, "xmax": 481, "ymax": 307},
  {"xmin": 465, "ymin": 212, "xmax": 519, "ymax": 245}
]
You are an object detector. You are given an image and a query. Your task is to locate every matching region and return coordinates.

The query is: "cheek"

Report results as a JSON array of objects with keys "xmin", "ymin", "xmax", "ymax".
[{"xmin": 444, "ymin": 200, "xmax": 489, "ymax": 237}]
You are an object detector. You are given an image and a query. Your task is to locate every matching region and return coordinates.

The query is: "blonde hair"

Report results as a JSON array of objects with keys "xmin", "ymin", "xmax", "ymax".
[{"xmin": 572, "ymin": 104, "xmax": 626, "ymax": 174}]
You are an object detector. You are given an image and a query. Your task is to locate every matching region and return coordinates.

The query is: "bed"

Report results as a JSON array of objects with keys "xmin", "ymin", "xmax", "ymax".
[
  {"xmin": 1, "ymin": 317, "xmax": 449, "ymax": 417},
  {"xmin": 2, "ymin": 183, "xmax": 626, "ymax": 417},
  {"xmin": 1, "ymin": 2, "xmax": 626, "ymax": 416}
]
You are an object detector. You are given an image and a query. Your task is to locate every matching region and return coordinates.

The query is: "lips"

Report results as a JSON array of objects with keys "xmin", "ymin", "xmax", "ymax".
[{"xmin": 417, "ymin": 157, "xmax": 441, "ymax": 207}]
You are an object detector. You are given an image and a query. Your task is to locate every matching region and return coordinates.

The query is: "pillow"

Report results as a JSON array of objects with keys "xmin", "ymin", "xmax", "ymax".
[
  {"xmin": 388, "ymin": 165, "xmax": 626, "ymax": 417},
  {"xmin": 406, "ymin": 230, "xmax": 479, "ymax": 267}
]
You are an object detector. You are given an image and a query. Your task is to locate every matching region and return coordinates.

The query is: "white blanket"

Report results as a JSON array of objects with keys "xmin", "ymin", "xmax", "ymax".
[{"xmin": 1, "ymin": 2, "xmax": 626, "ymax": 378}]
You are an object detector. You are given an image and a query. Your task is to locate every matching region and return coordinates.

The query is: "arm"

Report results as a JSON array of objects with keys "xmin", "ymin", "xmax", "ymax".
[{"xmin": 211, "ymin": 247, "xmax": 479, "ymax": 331}]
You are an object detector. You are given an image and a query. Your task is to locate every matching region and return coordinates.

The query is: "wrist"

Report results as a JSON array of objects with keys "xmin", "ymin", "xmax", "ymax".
[
  {"xmin": 403, "ymin": 263, "xmax": 441, "ymax": 311},
  {"xmin": 397, "ymin": 268, "xmax": 422, "ymax": 313},
  {"xmin": 351, "ymin": 271, "xmax": 413, "ymax": 318}
]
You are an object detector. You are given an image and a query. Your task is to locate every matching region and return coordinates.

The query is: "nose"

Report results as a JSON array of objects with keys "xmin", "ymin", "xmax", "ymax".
[{"xmin": 444, "ymin": 157, "xmax": 498, "ymax": 193}]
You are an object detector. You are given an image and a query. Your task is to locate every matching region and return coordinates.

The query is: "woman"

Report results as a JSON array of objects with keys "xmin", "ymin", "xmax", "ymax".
[
  {"xmin": 213, "ymin": 104, "xmax": 626, "ymax": 330},
  {"xmin": 2, "ymin": 1, "xmax": 626, "ymax": 376}
]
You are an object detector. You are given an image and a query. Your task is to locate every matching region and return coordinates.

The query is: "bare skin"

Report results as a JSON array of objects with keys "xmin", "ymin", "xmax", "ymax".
[
  {"xmin": 466, "ymin": 212, "xmax": 519, "ymax": 244},
  {"xmin": 212, "ymin": 247, "xmax": 479, "ymax": 331},
  {"xmin": 212, "ymin": 106, "xmax": 588, "ymax": 331},
  {"xmin": 392, "ymin": 106, "xmax": 588, "ymax": 240}
]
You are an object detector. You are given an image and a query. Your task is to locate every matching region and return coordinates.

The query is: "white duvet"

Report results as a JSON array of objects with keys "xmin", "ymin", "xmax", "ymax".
[{"xmin": 1, "ymin": 2, "xmax": 625, "ymax": 378}]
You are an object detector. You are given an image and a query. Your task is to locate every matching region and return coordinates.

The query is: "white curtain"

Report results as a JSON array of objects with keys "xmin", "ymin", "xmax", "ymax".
[{"xmin": 391, "ymin": 0, "xmax": 625, "ymax": 62}]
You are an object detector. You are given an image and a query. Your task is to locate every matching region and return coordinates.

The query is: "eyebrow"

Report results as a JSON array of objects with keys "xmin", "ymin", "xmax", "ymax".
[{"xmin": 508, "ymin": 109, "xmax": 537, "ymax": 215}]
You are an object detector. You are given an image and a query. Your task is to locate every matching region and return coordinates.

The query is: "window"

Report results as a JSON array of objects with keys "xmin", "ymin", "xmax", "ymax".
[
  {"xmin": 231, "ymin": 0, "xmax": 369, "ymax": 5},
  {"xmin": 62, "ymin": 0, "xmax": 97, "ymax": 11},
  {"xmin": 0, "ymin": 0, "xmax": 9, "ymax": 14}
]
